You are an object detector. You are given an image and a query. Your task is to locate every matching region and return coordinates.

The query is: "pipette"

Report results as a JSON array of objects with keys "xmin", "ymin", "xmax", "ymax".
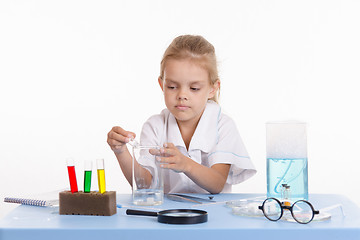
[
  {"xmin": 128, "ymin": 138, "xmax": 140, "ymax": 148},
  {"xmin": 128, "ymin": 138, "xmax": 160, "ymax": 149}
]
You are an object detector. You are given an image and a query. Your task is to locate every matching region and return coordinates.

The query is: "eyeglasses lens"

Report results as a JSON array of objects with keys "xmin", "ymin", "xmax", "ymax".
[
  {"xmin": 263, "ymin": 199, "xmax": 282, "ymax": 221},
  {"xmin": 292, "ymin": 201, "xmax": 314, "ymax": 224}
]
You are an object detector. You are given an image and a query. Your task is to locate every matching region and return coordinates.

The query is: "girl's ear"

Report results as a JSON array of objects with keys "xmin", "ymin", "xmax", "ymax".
[
  {"xmin": 209, "ymin": 79, "xmax": 220, "ymax": 98},
  {"xmin": 158, "ymin": 77, "xmax": 164, "ymax": 91}
]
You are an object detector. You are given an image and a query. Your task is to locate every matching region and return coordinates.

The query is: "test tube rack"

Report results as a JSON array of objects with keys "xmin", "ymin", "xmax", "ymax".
[{"xmin": 59, "ymin": 191, "xmax": 117, "ymax": 216}]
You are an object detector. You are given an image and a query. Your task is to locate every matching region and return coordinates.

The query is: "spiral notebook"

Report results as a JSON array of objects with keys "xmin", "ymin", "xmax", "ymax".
[
  {"xmin": 4, "ymin": 197, "xmax": 59, "ymax": 207},
  {"xmin": 3, "ymin": 189, "xmax": 63, "ymax": 207}
]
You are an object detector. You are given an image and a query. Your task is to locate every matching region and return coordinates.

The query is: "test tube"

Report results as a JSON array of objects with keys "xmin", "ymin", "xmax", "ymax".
[
  {"xmin": 67, "ymin": 158, "xmax": 78, "ymax": 193},
  {"xmin": 84, "ymin": 160, "xmax": 92, "ymax": 193},
  {"xmin": 97, "ymin": 159, "xmax": 106, "ymax": 194}
]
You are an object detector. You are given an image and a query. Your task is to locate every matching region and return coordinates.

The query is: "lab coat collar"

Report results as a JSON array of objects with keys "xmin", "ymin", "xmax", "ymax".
[
  {"xmin": 167, "ymin": 101, "xmax": 220, "ymax": 153},
  {"xmin": 167, "ymin": 114, "xmax": 186, "ymax": 149}
]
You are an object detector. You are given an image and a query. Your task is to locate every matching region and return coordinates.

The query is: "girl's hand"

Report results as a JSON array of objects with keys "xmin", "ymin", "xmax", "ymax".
[
  {"xmin": 107, "ymin": 126, "xmax": 135, "ymax": 154},
  {"xmin": 156, "ymin": 143, "xmax": 193, "ymax": 173}
]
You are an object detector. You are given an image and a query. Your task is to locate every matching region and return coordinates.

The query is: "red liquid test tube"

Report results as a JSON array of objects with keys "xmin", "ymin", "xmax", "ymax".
[{"xmin": 67, "ymin": 158, "xmax": 78, "ymax": 193}]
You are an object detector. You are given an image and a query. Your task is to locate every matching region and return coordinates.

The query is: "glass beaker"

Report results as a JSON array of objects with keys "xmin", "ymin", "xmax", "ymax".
[
  {"xmin": 266, "ymin": 121, "xmax": 308, "ymax": 201},
  {"xmin": 131, "ymin": 145, "xmax": 164, "ymax": 206}
]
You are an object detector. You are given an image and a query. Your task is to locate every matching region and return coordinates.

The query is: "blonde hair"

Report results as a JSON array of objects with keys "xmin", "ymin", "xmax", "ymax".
[{"xmin": 159, "ymin": 35, "xmax": 220, "ymax": 103}]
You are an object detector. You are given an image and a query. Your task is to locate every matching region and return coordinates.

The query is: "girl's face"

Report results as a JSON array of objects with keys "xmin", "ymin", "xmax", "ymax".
[{"xmin": 159, "ymin": 59, "xmax": 219, "ymax": 127}]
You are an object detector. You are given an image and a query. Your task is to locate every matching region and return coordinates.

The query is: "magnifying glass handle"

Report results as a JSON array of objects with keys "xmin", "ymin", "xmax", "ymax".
[{"xmin": 126, "ymin": 209, "xmax": 158, "ymax": 217}]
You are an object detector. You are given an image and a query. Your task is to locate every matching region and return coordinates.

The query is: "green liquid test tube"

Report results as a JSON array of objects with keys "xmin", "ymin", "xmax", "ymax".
[{"xmin": 84, "ymin": 160, "xmax": 92, "ymax": 193}]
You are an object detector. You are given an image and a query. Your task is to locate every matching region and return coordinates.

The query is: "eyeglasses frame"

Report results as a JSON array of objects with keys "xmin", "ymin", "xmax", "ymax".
[{"xmin": 258, "ymin": 197, "xmax": 320, "ymax": 224}]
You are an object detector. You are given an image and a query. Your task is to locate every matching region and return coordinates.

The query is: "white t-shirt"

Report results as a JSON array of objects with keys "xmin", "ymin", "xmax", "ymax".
[{"xmin": 139, "ymin": 101, "xmax": 256, "ymax": 193}]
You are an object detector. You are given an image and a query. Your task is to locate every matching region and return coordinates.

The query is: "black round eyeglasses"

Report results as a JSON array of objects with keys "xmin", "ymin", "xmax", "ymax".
[{"xmin": 258, "ymin": 198, "xmax": 320, "ymax": 224}]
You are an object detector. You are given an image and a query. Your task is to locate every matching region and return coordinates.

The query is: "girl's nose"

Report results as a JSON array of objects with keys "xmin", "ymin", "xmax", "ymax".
[{"xmin": 177, "ymin": 89, "xmax": 188, "ymax": 100}]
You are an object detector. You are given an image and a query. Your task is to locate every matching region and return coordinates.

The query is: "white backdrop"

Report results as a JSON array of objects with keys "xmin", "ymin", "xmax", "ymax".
[{"xmin": 1, "ymin": 0, "xmax": 359, "ymax": 215}]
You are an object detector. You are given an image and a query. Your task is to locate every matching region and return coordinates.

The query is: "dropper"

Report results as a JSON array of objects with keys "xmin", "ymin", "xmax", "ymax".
[
  {"xmin": 128, "ymin": 138, "xmax": 160, "ymax": 150},
  {"xmin": 128, "ymin": 138, "xmax": 140, "ymax": 148}
]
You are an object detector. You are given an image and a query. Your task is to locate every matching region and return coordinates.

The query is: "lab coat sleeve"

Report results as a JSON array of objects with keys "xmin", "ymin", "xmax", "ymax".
[{"xmin": 207, "ymin": 115, "xmax": 257, "ymax": 185}]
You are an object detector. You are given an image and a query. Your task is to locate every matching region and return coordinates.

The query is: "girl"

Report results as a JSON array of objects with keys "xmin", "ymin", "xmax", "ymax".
[{"xmin": 107, "ymin": 35, "xmax": 256, "ymax": 194}]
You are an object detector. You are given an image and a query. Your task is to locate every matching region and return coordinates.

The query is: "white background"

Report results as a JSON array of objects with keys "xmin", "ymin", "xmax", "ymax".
[{"xmin": 1, "ymin": 0, "xmax": 359, "ymax": 216}]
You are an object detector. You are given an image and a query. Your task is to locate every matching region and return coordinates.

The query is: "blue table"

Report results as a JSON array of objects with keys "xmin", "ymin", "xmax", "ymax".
[{"xmin": 1, "ymin": 194, "xmax": 359, "ymax": 240}]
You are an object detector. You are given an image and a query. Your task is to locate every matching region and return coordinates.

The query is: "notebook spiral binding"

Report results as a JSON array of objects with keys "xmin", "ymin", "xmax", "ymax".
[{"xmin": 4, "ymin": 197, "xmax": 58, "ymax": 207}]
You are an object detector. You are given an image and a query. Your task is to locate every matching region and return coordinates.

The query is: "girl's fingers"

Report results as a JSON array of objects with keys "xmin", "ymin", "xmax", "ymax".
[
  {"xmin": 160, "ymin": 163, "xmax": 173, "ymax": 169},
  {"xmin": 156, "ymin": 156, "xmax": 174, "ymax": 164},
  {"xmin": 107, "ymin": 126, "xmax": 136, "ymax": 154},
  {"xmin": 160, "ymin": 143, "xmax": 178, "ymax": 156},
  {"xmin": 159, "ymin": 163, "xmax": 181, "ymax": 173},
  {"xmin": 112, "ymin": 126, "xmax": 127, "ymax": 135},
  {"xmin": 108, "ymin": 127, "xmax": 136, "ymax": 143},
  {"xmin": 108, "ymin": 131, "xmax": 128, "ymax": 144},
  {"xmin": 163, "ymin": 142, "xmax": 175, "ymax": 148},
  {"xmin": 159, "ymin": 148, "xmax": 174, "ymax": 157},
  {"xmin": 111, "ymin": 126, "xmax": 136, "ymax": 139},
  {"xmin": 149, "ymin": 148, "xmax": 162, "ymax": 156}
]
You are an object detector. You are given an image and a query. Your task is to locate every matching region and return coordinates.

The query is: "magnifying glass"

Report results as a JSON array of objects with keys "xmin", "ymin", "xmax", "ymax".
[{"xmin": 126, "ymin": 209, "xmax": 208, "ymax": 224}]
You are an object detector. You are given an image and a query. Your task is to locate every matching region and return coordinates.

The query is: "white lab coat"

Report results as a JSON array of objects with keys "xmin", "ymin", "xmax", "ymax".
[{"xmin": 139, "ymin": 100, "xmax": 256, "ymax": 193}]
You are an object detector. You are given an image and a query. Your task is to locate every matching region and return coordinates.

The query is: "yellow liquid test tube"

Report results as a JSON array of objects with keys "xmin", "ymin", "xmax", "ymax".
[{"xmin": 97, "ymin": 159, "xmax": 106, "ymax": 194}]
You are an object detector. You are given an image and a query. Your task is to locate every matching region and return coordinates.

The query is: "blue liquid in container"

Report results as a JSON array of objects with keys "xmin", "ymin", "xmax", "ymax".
[{"xmin": 267, "ymin": 158, "xmax": 308, "ymax": 201}]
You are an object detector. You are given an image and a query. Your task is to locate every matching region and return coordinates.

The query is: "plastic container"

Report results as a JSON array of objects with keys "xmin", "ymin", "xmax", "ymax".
[{"xmin": 266, "ymin": 121, "xmax": 308, "ymax": 201}]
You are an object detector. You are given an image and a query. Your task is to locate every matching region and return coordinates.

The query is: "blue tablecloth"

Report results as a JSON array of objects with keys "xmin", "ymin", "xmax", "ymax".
[{"xmin": 1, "ymin": 193, "xmax": 359, "ymax": 240}]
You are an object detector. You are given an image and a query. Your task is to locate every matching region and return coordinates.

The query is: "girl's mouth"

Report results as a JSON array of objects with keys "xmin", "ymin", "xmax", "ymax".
[{"xmin": 176, "ymin": 105, "xmax": 189, "ymax": 110}]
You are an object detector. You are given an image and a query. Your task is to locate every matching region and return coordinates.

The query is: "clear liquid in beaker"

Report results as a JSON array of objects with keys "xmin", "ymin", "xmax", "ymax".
[
  {"xmin": 267, "ymin": 158, "xmax": 308, "ymax": 201},
  {"xmin": 132, "ymin": 145, "xmax": 164, "ymax": 205},
  {"xmin": 133, "ymin": 189, "xmax": 164, "ymax": 206}
]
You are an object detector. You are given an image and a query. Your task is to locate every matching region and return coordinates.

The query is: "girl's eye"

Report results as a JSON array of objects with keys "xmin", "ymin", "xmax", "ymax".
[
  {"xmin": 191, "ymin": 88, "xmax": 200, "ymax": 91},
  {"xmin": 167, "ymin": 86, "xmax": 176, "ymax": 89}
]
